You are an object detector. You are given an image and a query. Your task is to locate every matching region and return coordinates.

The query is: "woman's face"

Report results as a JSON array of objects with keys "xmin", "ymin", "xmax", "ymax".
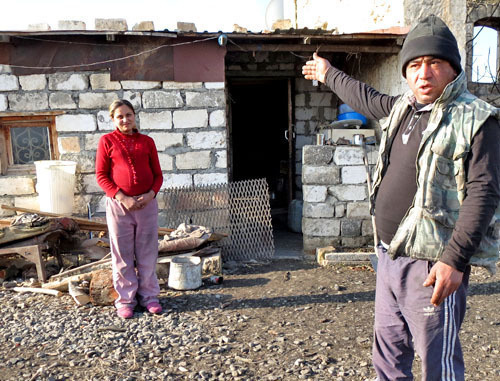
[{"xmin": 112, "ymin": 104, "xmax": 136, "ymax": 135}]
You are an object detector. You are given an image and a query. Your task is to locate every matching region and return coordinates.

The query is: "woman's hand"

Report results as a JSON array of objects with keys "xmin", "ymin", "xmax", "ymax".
[
  {"xmin": 115, "ymin": 190, "xmax": 142, "ymax": 210},
  {"xmin": 134, "ymin": 190, "xmax": 155, "ymax": 209}
]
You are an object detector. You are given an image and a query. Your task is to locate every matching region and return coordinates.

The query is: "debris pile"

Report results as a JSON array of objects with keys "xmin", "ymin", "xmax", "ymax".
[{"xmin": 0, "ymin": 205, "xmax": 225, "ymax": 307}]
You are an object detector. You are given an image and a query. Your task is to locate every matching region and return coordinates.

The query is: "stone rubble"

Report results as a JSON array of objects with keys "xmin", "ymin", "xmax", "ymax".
[{"xmin": 0, "ymin": 259, "xmax": 498, "ymax": 380}]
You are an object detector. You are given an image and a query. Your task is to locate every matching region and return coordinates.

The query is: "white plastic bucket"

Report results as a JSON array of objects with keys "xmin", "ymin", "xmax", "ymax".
[
  {"xmin": 35, "ymin": 160, "xmax": 77, "ymax": 215},
  {"xmin": 168, "ymin": 256, "xmax": 202, "ymax": 290}
]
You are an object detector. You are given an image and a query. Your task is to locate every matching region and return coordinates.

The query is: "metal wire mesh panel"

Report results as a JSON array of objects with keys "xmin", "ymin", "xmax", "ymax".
[{"xmin": 162, "ymin": 178, "xmax": 274, "ymax": 261}]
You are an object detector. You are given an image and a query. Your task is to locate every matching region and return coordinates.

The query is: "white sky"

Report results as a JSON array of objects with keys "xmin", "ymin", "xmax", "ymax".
[{"xmin": 0, "ymin": 0, "xmax": 271, "ymax": 32}]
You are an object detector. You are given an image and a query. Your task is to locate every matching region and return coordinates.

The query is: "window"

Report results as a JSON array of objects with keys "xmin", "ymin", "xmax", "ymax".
[
  {"xmin": 0, "ymin": 115, "xmax": 58, "ymax": 174},
  {"xmin": 472, "ymin": 25, "xmax": 498, "ymax": 83}
]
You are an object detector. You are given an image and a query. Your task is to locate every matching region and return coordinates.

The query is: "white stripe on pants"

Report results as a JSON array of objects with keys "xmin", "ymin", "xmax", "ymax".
[
  {"xmin": 372, "ymin": 244, "xmax": 468, "ymax": 380},
  {"xmin": 106, "ymin": 197, "xmax": 160, "ymax": 309}
]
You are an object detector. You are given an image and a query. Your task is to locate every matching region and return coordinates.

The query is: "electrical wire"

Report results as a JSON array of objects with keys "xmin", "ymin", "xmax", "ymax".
[{"xmin": 6, "ymin": 36, "xmax": 218, "ymax": 70}]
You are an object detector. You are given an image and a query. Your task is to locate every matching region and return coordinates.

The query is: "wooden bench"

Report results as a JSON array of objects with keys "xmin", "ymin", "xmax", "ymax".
[{"xmin": 0, "ymin": 243, "xmax": 49, "ymax": 282}]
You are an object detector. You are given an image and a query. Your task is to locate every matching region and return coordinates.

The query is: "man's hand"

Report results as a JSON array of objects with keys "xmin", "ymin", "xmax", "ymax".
[
  {"xmin": 423, "ymin": 261, "xmax": 463, "ymax": 307},
  {"xmin": 302, "ymin": 53, "xmax": 332, "ymax": 83}
]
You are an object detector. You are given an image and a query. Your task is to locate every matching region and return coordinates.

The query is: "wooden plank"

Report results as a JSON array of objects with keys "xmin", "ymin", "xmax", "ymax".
[{"xmin": 227, "ymin": 44, "xmax": 400, "ymax": 53}]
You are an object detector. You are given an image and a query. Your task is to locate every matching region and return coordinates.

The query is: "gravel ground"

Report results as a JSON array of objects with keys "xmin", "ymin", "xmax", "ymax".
[{"xmin": 0, "ymin": 258, "xmax": 499, "ymax": 381}]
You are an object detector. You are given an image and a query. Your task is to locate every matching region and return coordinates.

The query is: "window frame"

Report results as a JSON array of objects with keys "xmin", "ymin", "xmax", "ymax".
[{"xmin": 0, "ymin": 113, "xmax": 61, "ymax": 175}]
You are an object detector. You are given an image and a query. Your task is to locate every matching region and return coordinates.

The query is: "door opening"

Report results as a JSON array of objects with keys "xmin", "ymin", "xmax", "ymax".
[{"xmin": 228, "ymin": 78, "xmax": 292, "ymax": 214}]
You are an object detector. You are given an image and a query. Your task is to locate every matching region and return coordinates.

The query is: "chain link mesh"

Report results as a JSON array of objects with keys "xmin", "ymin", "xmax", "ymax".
[{"xmin": 162, "ymin": 178, "xmax": 274, "ymax": 261}]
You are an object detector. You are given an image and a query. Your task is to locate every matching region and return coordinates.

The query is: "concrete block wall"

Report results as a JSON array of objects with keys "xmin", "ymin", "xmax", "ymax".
[
  {"xmin": 294, "ymin": 78, "xmax": 340, "ymax": 200},
  {"xmin": 0, "ymin": 67, "xmax": 228, "ymax": 224},
  {"xmin": 302, "ymin": 144, "xmax": 377, "ymax": 252}
]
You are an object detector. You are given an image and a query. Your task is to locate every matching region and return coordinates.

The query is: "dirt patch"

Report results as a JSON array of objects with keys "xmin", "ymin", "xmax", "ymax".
[{"xmin": 0, "ymin": 258, "xmax": 499, "ymax": 380}]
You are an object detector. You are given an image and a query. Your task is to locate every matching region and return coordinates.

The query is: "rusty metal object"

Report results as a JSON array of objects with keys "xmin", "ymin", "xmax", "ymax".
[{"xmin": 162, "ymin": 179, "xmax": 274, "ymax": 261}]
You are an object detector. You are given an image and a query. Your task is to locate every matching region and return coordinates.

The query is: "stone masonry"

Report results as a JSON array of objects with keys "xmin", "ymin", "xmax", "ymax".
[
  {"xmin": 302, "ymin": 144, "xmax": 378, "ymax": 252},
  {"xmin": 0, "ymin": 68, "xmax": 227, "ymax": 227}
]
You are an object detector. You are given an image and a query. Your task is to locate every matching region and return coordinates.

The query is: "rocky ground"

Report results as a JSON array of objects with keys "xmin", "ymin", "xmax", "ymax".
[{"xmin": 0, "ymin": 257, "xmax": 499, "ymax": 381}]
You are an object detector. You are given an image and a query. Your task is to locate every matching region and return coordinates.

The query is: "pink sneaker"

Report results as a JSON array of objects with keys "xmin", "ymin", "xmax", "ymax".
[
  {"xmin": 117, "ymin": 306, "xmax": 134, "ymax": 319},
  {"xmin": 146, "ymin": 302, "xmax": 162, "ymax": 314}
]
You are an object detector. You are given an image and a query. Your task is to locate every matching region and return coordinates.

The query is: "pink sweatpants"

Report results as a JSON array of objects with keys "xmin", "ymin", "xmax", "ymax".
[{"xmin": 106, "ymin": 197, "xmax": 160, "ymax": 309}]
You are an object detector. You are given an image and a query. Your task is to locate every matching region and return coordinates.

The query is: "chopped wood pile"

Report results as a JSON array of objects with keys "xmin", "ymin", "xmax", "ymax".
[{"xmin": 0, "ymin": 205, "xmax": 225, "ymax": 307}]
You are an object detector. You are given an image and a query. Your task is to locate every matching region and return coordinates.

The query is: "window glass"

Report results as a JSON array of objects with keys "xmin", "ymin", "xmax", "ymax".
[
  {"xmin": 472, "ymin": 26, "xmax": 498, "ymax": 83},
  {"xmin": 10, "ymin": 126, "xmax": 51, "ymax": 164}
]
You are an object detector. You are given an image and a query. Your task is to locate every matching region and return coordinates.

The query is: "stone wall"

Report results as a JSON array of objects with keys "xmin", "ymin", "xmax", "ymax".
[
  {"xmin": 0, "ymin": 66, "xmax": 227, "ymax": 225},
  {"xmin": 301, "ymin": 144, "xmax": 377, "ymax": 252}
]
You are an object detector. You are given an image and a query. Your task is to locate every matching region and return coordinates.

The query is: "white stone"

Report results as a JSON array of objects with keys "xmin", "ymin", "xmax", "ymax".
[
  {"xmin": 123, "ymin": 91, "xmax": 142, "ymax": 109},
  {"xmin": 347, "ymin": 202, "xmax": 371, "ymax": 218},
  {"xmin": 48, "ymin": 73, "xmax": 88, "ymax": 91},
  {"xmin": 90, "ymin": 73, "xmax": 121, "ymax": 90},
  {"xmin": 139, "ymin": 111, "xmax": 172, "ymax": 130},
  {"xmin": 143, "ymin": 91, "xmax": 183, "ymax": 109},
  {"xmin": 162, "ymin": 174, "xmax": 193, "ymax": 188},
  {"xmin": 83, "ymin": 174, "xmax": 101, "ymax": 193},
  {"xmin": 329, "ymin": 185, "xmax": 367, "ymax": 201},
  {"xmin": 215, "ymin": 150, "xmax": 227, "ymax": 168},
  {"xmin": 334, "ymin": 146, "xmax": 364, "ymax": 165},
  {"xmin": 28, "ymin": 23, "xmax": 51, "ymax": 31},
  {"xmin": 8, "ymin": 93, "xmax": 48, "ymax": 111},
  {"xmin": 0, "ymin": 94, "xmax": 7, "ymax": 111},
  {"xmin": 19, "ymin": 74, "xmax": 46, "ymax": 91},
  {"xmin": 0, "ymin": 176, "xmax": 35, "ymax": 195},
  {"xmin": 302, "ymin": 218, "xmax": 340, "ymax": 237},
  {"xmin": 147, "ymin": 132, "xmax": 183, "ymax": 150},
  {"xmin": 14, "ymin": 196, "xmax": 39, "ymax": 211},
  {"xmin": 186, "ymin": 91, "xmax": 224, "ymax": 107},
  {"xmin": 187, "ymin": 131, "xmax": 226, "ymax": 149},
  {"xmin": 49, "ymin": 93, "xmax": 77, "ymax": 109},
  {"xmin": 204, "ymin": 82, "xmax": 224, "ymax": 89},
  {"xmin": 163, "ymin": 82, "xmax": 203, "ymax": 89},
  {"xmin": 303, "ymin": 185, "xmax": 328, "ymax": 202},
  {"xmin": 132, "ymin": 21, "xmax": 154, "ymax": 31},
  {"xmin": 58, "ymin": 20, "xmax": 86, "ymax": 30},
  {"xmin": 56, "ymin": 114, "xmax": 96, "ymax": 132},
  {"xmin": 295, "ymin": 93, "xmax": 305, "ymax": 107},
  {"xmin": 309, "ymin": 92, "xmax": 333, "ymax": 106},
  {"xmin": 58, "ymin": 136, "xmax": 81, "ymax": 153},
  {"xmin": 158, "ymin": 153, "xmax": 173, "ymax": 171},
  {"xmin": 295, "ymin": 135, "xmax": 314, "ymax": 149},
  {"xmin": 85, "ymin": 133, "xmax": 106, "ymax": 150},
  {"xmin": 176, "ymin": 151, "xmax": 211, "ymax": 170},
  {"xmin": 97, "ymin": 111, "xmax": 114, "ymax": 131},
  {"xmin": 173, "ymin": 110, "xmax": 208, "ymax": 129},
  {"xmin": 342, "ymin": 165, "xmax": 367, "ymax": 184},
  {"xmin": 209, "ymin": 110, "xmax": 226, "ymax": 127},
  {"xmin": 121, "ymin": 80, "xmax": 161, "ymax": 90},
  {"xmin": 193, "ymin": 173, "xmax": 228, "ymax": 186},
  {"xmin": 302, "ymin": 166, "xmax": 339, "ymax": 185},
  {"xmin": 0, "ymin": 65, "xmax": 12, "ymax": 74},
  {"xmin": 95, "ymin": 18, "xmax": 128, "ymax": 31},
  {"xmin": 0, "ymin": 74, "xmax": 19, "ymax": 91},
  {"xmin": 295, "ymin": 107, "xmax": 318, "ymax": 120},
  {"xmin": 79, "ymin": 92, "xmax": 119, "ymax": 109},
  {"xmin": 303, "ymin": 202, "xmax": 335, "ymax": 218}
]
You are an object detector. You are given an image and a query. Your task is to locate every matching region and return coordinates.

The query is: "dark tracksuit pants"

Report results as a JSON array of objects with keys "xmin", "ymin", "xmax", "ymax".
[{"xmin": 373, "ymin": 245, "xmax": 470, "ymax": 380}]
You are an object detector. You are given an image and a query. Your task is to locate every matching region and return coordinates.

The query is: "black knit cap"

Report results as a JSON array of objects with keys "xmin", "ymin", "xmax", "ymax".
[{"xmin": 400, "ymin": 14, "xmax": 462, "ymax": 77}]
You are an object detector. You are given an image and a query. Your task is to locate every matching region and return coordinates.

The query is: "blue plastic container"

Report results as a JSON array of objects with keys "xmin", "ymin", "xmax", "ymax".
[{"xmin": 337, "ymin": 111, "xmax": 367, "ymax": 125}]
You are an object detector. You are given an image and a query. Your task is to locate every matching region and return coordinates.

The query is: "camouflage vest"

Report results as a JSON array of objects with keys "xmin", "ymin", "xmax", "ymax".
[{"xmin": 372, "ymin": 71, "xmax": 500, "ymax": 274}]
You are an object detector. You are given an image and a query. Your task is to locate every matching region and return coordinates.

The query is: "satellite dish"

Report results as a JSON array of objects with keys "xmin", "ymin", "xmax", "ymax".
[{"xmin": 265, "ymin": 0, "xmax": 284, "ymax": 30}]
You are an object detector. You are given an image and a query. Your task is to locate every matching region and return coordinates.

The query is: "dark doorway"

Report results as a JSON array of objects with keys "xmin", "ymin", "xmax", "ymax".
[{"xmin": 228, "ymin": 78, "xmax": 291, "ymax": 211}]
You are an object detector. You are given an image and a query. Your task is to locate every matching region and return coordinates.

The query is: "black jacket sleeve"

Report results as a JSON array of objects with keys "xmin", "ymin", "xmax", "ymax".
[
  {"xmin": 440, "ymin": 116, "xmax": 500, "ymax": 271},
  {"xmin": 324, "ymin": 66, "xmax": 397, "ymax": 120}
]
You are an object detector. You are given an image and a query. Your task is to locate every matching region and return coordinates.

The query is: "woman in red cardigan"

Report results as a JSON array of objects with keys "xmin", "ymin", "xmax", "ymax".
[{"xmin": 96, "ymin": 99, "xmax": 163, "ymax": 319}]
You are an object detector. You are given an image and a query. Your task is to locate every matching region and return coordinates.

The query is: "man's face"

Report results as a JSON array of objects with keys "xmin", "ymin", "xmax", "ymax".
[{"xmin": 405, "ymin": 56, "xmax": 457, "ymax": 104}]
